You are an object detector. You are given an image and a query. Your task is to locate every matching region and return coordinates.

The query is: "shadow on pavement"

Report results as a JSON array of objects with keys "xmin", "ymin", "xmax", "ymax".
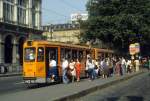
[
  {"xmin": 107, "ymin": 96, "xmax": 144, "ymax": 101},
  {"xmin": 107, "ymin": 97, "xmax": 119, "ymax": 101},
  {"xmin": 26, "ymin": 82, "xmax": 60, "ymax": 89},
  {"xmin": 127, "ymin": 96, "xmax": 144, "ymax": 101}
]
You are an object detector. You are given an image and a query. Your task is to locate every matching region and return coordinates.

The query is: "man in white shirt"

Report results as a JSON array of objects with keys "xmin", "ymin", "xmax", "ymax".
[
  {"xmin": 49, "ymin": 58, "xmax": 57, "ymax": 82},
  {"xmin": 126, "ymin": 59, "xmax": 131, "ymax": 73},
  {"xmin": 121, "ymin": 57, "xmax": 127, "ymax": 75},
  {"xmin": 62, "ymin": 58, "xmax": 69, "ymax": 84},
  {"xmin": 135, "ymin": 59, "xmax": 140, "ymax": 72}
]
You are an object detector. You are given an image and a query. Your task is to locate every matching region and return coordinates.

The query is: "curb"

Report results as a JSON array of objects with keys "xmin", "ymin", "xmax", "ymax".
[
  {"xmin": 53, "ymin": 71, "xmax": 145, "ymax": 101},
  {"xmin": 0, "ymin": 73, "xmax": 22, "ymax": 77}
]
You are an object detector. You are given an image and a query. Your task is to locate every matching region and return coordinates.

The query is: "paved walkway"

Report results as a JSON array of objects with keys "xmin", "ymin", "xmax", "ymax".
[
  {"xmin": 0, "ymin": 70, "xmax": 146, "ymax": 101},
  {"xmin": 0, "ymin": 72, "xmax": 21, "ymax": 77}
]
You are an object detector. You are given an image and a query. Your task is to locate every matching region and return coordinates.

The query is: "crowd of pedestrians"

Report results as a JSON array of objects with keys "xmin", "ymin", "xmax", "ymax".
[
  {"xmin": 49, "ymin": 54, "xmax": 141, "ymax": 84},
  {"xmin": 62, "ymin": 58, "xmax": 81, "ymax": 83}
]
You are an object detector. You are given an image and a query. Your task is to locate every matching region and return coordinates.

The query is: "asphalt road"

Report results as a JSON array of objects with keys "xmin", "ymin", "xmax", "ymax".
[
  {"xmin": 77, "ymin": 72, "xmax": 150, "ymax": 101},
  {"xmin": 0, "ymin": 76, "xmax": 27, "ymax": 95}
]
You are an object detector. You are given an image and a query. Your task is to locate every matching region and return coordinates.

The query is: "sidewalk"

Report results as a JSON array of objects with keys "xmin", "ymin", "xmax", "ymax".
[
  {"xmin": 0, "ymin": 70, "xmax": 146, "ymax": 101},
  {"xmin": 53, "ymin": 71, "xmax": 145, "ymax": 101},
  {"xmin": 0, "ymin": 72, "xmax": 22, "ymax": 77}
]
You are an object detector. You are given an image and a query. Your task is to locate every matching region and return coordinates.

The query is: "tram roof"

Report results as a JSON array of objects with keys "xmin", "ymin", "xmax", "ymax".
[
  {"xmin": 25, "ymin": 40, "xmax": 114, "ymax": 52},
  {"xmin": 26, "ymin": 40, "xmax": 90, "ymax": 49},
  {"xmin": 94, "ymin": 48, "xmax": 114, "ymax": 53}
]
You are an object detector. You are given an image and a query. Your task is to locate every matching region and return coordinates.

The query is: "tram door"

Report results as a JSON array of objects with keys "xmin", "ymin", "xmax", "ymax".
[{"xmin": 45, "ymin": 47, "xmax": 58, "ymax": 78}]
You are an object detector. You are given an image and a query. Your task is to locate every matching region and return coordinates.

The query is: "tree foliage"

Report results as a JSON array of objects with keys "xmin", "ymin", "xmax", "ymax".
[{"xmin": 82, "ymin": 0, "xmax": 150, "ymax": 55}]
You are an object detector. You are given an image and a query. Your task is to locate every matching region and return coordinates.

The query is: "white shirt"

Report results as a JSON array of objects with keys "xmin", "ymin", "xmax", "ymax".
[
  {"xmin": 62, "ymin": 60, "xmax": 68, "ymax": 70},
  {"xmin": 121, "ymin": 59, "xmax": 126, "ymax": 65},
  {"xmin": 49, "ymin": 60, "xmax": 56, "ymax": 67},
  {"xmin": 87, "ymin": 62, "xmax": 94, "ymax": 69},
  {"xmin": 86, "ymin": 60, "xmax": 89, "ymax": 70},
  {"xmin": 69, "ymin": 62, "xmax": 76, "ymax": 76},
  {"xmin": 127, "ymin": 60, "xmax": 131, "ymax": 66},
  {"xmin": 135, "ymin": 60, "xmax": 140, "ymax": 66}
]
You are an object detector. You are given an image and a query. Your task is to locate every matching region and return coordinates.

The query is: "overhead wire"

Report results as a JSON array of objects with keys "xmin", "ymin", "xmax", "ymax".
[
  {"xmin": 42, "ymin": 0, "xmax": 87, "ymax": 24},
  {"xmin": 42, "ymin": 7, "xmax": 71, "ymax": 24},
  {"xmin": 56, "ymin": 0, "xmax": 84, "ymax": 12},
  {"xmin": 42, "ymin": 7, "xmax": 69, "ymax": 18}
]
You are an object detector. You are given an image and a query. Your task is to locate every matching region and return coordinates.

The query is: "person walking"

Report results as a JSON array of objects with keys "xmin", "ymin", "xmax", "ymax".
[
  {"xmin": 126, "ymin": 59, "xmax": 132, "ymax": 74},
  {"xmin": 135, "ymin": 59, "xmax": 140, "ymax": 72},
  {"xmin": 49, "ymin": 57, "xmax": 57, "ymax": 82},
  {"xmin": 69, "ymin": 59, "xmax": 76, "ymax": 82},
  {"xmin": 121, "ymin": 57, "xmax": 127, "ymax": 75},
  {"xmin": 148, "ymin": 57, "xmax": 150, "ymax": 70},
  {"xmin": 75, "ymin": 59, "xmax": 81, "ymax": 82},
  {"xmin": 62, "ymin": 58, "xmax": 69, "ymax": 84},
  {"xmin": 101, "ymin": 58, "xmax": 109, "ymax": 78},
  {"xmin": 115, "ymin": 58, "xmax": 121, "ymax": 76},
  {"xmin": 94, "ymin": 59, "xmax": 99, "ymax": 78},
  {"xmin": 87, "ymin": 58, "xmax": 95, "ymax": 81}
]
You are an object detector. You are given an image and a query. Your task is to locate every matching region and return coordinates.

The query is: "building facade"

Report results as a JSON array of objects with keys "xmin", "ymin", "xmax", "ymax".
[
  {"xmin": 43, "ymin": 23, "xmax": 80, "ymax": 44},
  {"xmin": 0, "ymin": 0, "xmax": 42, "ymax": 72}
]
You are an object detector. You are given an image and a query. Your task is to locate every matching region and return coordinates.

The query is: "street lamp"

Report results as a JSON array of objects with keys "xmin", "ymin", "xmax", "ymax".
[{"xmin": 49, "ymin": 24, "xmax": 53, "ymax": 40}]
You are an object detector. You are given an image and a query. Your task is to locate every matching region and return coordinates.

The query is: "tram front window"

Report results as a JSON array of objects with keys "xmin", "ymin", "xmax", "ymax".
[{"xmin": 24, "ymin": 48, "xmax": 36, "ymax": 62}]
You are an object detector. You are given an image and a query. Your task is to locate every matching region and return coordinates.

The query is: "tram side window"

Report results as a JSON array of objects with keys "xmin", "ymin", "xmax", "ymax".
[
  {"xmin": 72, "ymin": 50, "xmax": 77, "ymax": 60},
  {"xmin": 48, "ymin": 49, "xmax": 56, "ymax": 60},
  {"xmin": 79, "ymin": 51, "xmax": 83, "ymax": 61},
  {"xmin": 65, "ymin": 49, "xmax": 71, "ymax": 60},
  {"xmin": 37, "ymin": 47, "xmax": 44, "ymax": 62},
  {"xmin": 61, "ymin": 48, "xmax": 72, "ymax": 60},
  {"xmin": 24, "ymin": 48, "xmax": 35, "ymax": 62},
  {"xmin": 61, "ymin": 48, "xmax": 65, "ymax": 60}
]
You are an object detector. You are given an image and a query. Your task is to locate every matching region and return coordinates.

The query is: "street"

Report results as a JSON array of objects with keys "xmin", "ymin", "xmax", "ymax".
[
  {"xmin": 0, "ymin": 71, "xmax": 149, "ymax": 101},
  {"xmin": 0, "ymin": 76, "xmax": 26, "ymax": 95},
  {"xmin": 78, "ymin": 72, "xmax": 150, "ymax": 101}
]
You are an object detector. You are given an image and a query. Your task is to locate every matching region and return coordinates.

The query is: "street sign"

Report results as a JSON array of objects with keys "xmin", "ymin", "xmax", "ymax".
[
  {"xmin": 134, "ymin": 43, "xmax": 140, "ymax": 53},
  {"xmin": 71, "ymin": 13, "xmax": 88, "ymax": 21},
  {"xmin": 129, "ymin": 44, "xmax": 136, "ymax": 55}
]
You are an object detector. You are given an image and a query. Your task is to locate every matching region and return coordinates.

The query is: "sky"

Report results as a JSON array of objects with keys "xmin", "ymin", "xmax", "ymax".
[{"xmin": 42, "ymin": 0, "xmax": 88, "ymax": 25}]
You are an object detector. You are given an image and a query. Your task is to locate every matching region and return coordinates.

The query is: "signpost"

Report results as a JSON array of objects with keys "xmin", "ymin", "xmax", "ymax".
[
  {"xmin": 129, "ymin": 43, "xmax": 140, "ymax": 55},
  {"xmin": 134, "ymin": 43, "xmax": 140, "ymax": 53}
]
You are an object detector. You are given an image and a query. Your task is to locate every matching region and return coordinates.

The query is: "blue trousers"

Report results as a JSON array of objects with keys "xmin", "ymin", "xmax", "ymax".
[
  {"xmin": 48, "ymin": 66, "xmax": 58, "ymax": 80},
  {"xmin": 88, "ymin": 68, "xmax": 95, "ymax": 80},
  {"xmin": 62, "ymin": 69, "xmax": 69, "ymax": 84}
]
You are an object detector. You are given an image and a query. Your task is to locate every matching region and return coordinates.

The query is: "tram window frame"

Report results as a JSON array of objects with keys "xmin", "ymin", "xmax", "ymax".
[
  {"xmin": 37, "ymin": 47, "xmax": 44, "ymax": 62},
  {"xmin": 48, "ymin": 48, "xmax": 57, "ymax": 60},
  {"xmin": 61, "ymin": 48, "xmax": 65, "ymax": 60},
  {"xmin": 61, "ymin": 48, "xmax": 71, "ymax": 60},
  {"xmin": 24, "ymin": 47, "xmax": 36, "ymax": 62},
  {"xmin": 72, "ymin": 49, "xmax": 77, "ymax": 60},
  {"xmin": 65, "ymin": 49, "xmax": 71, "ymax": 60},
  {"xmin": 79, "ymin": 51, "xmax": 83, "ymax": 61}
]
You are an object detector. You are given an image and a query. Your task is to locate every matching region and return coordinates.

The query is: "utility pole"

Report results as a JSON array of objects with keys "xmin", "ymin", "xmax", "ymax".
[{"xmin": 49, "ymin": 24, "xmax": 53, "ymax": 40}]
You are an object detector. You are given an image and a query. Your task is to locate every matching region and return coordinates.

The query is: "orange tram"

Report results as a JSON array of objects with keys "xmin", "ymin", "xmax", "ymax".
[{"xmin": 23, "ymin": 40, "xmax": 114, "ymax": 84}]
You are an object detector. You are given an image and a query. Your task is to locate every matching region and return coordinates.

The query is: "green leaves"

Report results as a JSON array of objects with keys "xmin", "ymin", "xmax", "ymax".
[{"xmin": 81, "ymin": 0, "xmax": 150, "ymax": 55}]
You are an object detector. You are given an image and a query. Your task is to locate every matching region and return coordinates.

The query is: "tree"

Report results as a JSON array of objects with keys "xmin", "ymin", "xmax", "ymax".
[{"xmin": 82, "ymin": 0, "xmax": 150, "ymax": 55}]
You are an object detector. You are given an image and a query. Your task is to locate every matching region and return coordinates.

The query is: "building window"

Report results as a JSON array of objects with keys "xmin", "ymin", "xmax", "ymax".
[
  {"xmin": 6, "ymin": 0, "xmax": 14, "ymax": 3},
  {"xmin": 18, "ymin": 0, "xmax": 26, "ymax": 7},
  {"xmin": 32, "ymin": 12, "xmax": 36, "ymax": 27},
  {"xmin": 17, "ymin": 0, "xmax": 26, "ymax": 25},
  {"xmin": 3, "ymin": 1, "xmax": 14, "ymax": 22},
  {"xmin": 17, "ymin": 7, "xmax": 26, "ymax": 25},
  {"xmin": 32, "ymin": 0, "xmax": 38, "ymax": 28}
]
